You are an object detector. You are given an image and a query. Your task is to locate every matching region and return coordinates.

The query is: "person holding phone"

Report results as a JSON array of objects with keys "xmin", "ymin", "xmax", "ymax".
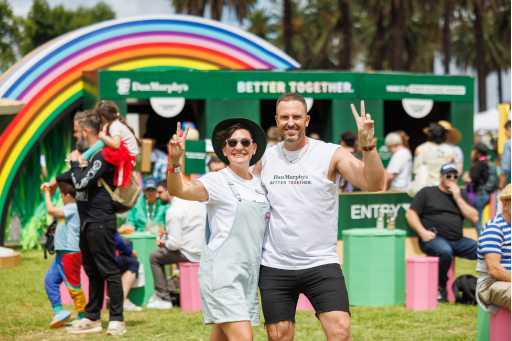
[
  {"xmin": 406, "ymin": 163, "xmax": 479, "ymax": 303},
  {"xmin": 167, "ymin": 119, "xmax": 269, "ymax": 341}
]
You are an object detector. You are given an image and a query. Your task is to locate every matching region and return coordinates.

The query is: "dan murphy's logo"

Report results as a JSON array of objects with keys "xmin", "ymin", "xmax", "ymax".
[
  {"xmin": 116, "ymin": 78, "xmax": 131, "ymax": 95},
  {"xmin": 115, "ymin": 78, "xmax": 189, "ymax": 96}
]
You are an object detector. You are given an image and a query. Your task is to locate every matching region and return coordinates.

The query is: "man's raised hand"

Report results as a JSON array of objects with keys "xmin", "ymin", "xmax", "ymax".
[
  {"xmin": 350, "ymin": 100, "xmax": 375, "ymax": 147},
  {"xmin": 168, "ymin": 122, "xmax": 189, "ymax": 164}
]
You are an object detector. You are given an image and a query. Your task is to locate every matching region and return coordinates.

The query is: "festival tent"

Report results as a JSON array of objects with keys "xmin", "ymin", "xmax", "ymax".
[{"xmin": 0, "ymin": 15, "xmax": 299, "ymax": 246}]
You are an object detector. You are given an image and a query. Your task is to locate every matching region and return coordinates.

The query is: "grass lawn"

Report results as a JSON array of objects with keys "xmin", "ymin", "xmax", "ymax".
[{"xmin": 0, "ymin": 250, "xmax": 479, "ymax": 340}]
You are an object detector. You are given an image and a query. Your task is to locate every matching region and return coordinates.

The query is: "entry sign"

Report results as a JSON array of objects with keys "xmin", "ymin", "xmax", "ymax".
[
  {"xmin": 184, "ymin": 140, "xmax": 207, "ymax": 174},
  {"xmin": 377, "ymin": 139, "xmax": 391, "ymax": 168}
]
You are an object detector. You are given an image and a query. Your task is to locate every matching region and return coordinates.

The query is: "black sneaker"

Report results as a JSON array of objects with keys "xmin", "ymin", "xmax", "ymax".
[{"xmin": 437, "ymin": 287, "xmax": 449, "ymax": 303}]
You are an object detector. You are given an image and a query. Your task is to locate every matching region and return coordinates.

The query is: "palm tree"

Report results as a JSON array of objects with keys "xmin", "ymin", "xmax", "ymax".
[
  {"xmin": 247, "ymin": 9, "xmax": 276, "ymax": 40},
  {"xmin": 170, "ymin": 0, "xmax": 256, "ymax": 23},
  {"xmin": 442, "ymin": 0, "xmax": 455, "ymax": 74},
  {"xmin": 452, "ymin": 6, "xmax": 511, "ymax": 108},
  {"xmin": 454, "ymin": 0, "xmax": 508, "ymax": 111}
]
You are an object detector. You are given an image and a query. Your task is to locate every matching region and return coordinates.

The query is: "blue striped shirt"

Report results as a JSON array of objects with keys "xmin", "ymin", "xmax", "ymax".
[{"xmin": 477, "ymin": 214, "xmax": 511, "ymax": 271}]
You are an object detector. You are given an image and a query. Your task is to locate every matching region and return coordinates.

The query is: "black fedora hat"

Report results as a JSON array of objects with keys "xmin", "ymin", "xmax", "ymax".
[{"xmin": 211, "ymin": 118, "xmax": 267, "ymax": 165}]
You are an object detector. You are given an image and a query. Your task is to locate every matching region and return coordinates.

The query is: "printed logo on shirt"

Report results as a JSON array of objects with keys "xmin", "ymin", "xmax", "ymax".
[
  {"xmin": 75, "ymin": 190, "xmax": 88, "ymax": 202},
  {"xmin": 269, "ymin": 174, "xmax": 312, "ymax": 185}
]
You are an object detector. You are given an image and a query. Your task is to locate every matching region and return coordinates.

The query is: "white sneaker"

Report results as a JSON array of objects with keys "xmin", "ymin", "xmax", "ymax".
[
  {"xmin": 123, "ymin": 299, "xmax": 142, "ymax": 312},
  {"xmin": 146, "ymin": 296, "xmax": 173, "ymax": 309},
  {"xmin": 148, "ymin": 293, "xmax": 158, "ymax": 304},
  {"xmin": 106, "ymin": 321, "xmax": 126, "ymax": 335}
]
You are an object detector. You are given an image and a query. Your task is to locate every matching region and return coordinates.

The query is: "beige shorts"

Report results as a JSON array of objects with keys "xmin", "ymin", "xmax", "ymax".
[{"xmin": 478, "ymin": 277, "xmax": 511, "ymax": 310}]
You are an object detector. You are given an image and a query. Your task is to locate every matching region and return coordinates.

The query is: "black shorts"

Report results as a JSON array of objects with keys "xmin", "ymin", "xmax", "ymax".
[
  {"xmin": 259, "ymin": 263, "xmax": 350, "ymax": 324},
  {"xmin": 117, "ymin": 254, "xmax": 139, "ymax": 278}
]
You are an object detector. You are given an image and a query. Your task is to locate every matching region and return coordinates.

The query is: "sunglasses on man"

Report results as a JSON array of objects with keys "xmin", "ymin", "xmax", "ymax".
[
  {"xmin": 225, "ymin": 138, "xmax": 253, "ymax": 148},
  {"xmin": 444, "ymin": 174, "xmax": 458, "ymax": 180}
]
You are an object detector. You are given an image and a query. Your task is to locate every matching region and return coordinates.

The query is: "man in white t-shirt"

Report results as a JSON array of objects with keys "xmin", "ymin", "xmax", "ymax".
[
  {"xmin": 147, "ymin": 181, "xmax": 206, "ymax": 309},
  {"xmin": 384, "ymin": 132, "xmax": 412, "ymax": 191},
  {"xmin": 254, "ymin": 93, "xmax": 385, "ymax": 341}
]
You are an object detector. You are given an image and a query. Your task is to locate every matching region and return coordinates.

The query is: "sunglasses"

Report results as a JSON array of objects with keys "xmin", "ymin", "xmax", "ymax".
[
  {"xmin": 444, "ymin": 174, "xmax": 458, "ymax": 180},
  {"xmin": 226, "ymin": 138, "xmax": 253, "ymax": 148}
]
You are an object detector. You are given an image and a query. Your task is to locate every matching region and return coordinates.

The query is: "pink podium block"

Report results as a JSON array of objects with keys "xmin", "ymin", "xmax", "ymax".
[
  {"xmin": 59, "ymin": 266, "xmax": 107, "ymax": 311},
  {"xmin": 179, "ymin": 262, "xmax": 202, "ymax": 312},
  {"xmin": 428, "ymin": 256, "xmax": 455, "ymax": 301},
  {"xmin": 297, "ymin": 294, "xmax": 314, "ymax": 311},
  {"xmin": 490, "ymin": 307, "xmax": 511, "ymax": 341},
  {"xmin": 406, "ymin": 257, "xmax": 438, "ymax": 311}
]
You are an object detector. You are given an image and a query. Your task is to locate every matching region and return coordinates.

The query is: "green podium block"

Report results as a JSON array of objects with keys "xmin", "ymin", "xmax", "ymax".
[
  {"xmin": 477, "ymin": 304, "xmax": 490, "ymax": 341},
  {"xmin": 123, "ymin": 232, "xmax": 159, "ymax": 306},
  {"xmin": 342, "ymin": 228, "xmax": 406, "ymax": 306}
]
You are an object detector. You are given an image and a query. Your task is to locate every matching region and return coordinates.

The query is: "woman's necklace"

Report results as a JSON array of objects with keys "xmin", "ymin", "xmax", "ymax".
[
  {"xmin": 145, "ymin": 199, "xmax": 156, "ymax": 222},
  {"xmin": 281, "ymin": 138, "xmax": 310, "ymax": 164}
]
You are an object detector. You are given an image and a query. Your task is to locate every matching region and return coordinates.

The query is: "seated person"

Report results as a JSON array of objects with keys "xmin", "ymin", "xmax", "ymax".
[
  {"xmin": 114, "ymin": 232, "xmax": 142, "ymax": 312},
  {"xmin": 43, "ymin": 180, "xmax": 86, "ymax": 328},
  {"xmin": 476, "ymin": 184, "xmax": 511, "ymax": 313},
  {"xmin": 147, "ymin": 182, "xmax": 206, "ymax": 309},
  {"xmin": 118, "ymin": 177, "xmax": 168, "ymax": 233},
  {"xmin": 405, "ymin": 163, "xmax": 479, "ymax": 303}
]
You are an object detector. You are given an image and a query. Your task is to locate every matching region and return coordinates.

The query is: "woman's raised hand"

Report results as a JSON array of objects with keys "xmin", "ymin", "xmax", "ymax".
[{"xmin": 168, "ymin": 122, "xmax": 189, "ymax": 163}]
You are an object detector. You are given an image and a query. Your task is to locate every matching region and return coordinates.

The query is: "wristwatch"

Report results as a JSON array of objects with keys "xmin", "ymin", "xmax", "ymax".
[{"xmin": 362, "ymin": 144, "xmax": 376, "ymax": 151}]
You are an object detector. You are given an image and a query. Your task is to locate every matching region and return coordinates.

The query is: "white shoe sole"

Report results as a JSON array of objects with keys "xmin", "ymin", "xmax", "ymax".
[
  {"xmin": 66, "ymin": 326, "xmax": 103, "ymax": 334},
  {"xmin": 107, "ymin": 328, "xmax": 127, "ymax": 335},
  {"xmin": 123, "ymin": 307, "xmax": 143, "ymax": 312}
]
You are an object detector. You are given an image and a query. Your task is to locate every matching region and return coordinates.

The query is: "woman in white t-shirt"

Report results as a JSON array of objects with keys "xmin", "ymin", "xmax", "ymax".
[
  {"xmin": 167, "ymin": 118, "xmax": 269, "ymax": 341},
  {"xmin": 384, "ymin": 132, "xmax": 412, "ymax": 191}
]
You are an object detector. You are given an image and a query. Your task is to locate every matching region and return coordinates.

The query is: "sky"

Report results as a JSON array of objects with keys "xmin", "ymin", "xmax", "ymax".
[{"xmin": 9, "ymin": 0, "xmax": 511, "ymax": 113}]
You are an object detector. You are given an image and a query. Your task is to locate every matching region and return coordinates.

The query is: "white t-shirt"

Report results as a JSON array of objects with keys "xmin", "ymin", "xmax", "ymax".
[
  {"xmin": 260, "ymin": 138, "xmax": 341, "ymax": 270},
  {"xmin": 164, "ymin": 197, "xmax": 206, "ymax": 262},
  {"xmin": 109, "ymin": 120, "xmax": 139, "ymax": 156},
  {"xmin": 386, "ymin": 147, "xmax": 412, "ymax": 191},
  {"xmin": 198, "ymin": 167, "xmax": 269, "ymax": 250}
]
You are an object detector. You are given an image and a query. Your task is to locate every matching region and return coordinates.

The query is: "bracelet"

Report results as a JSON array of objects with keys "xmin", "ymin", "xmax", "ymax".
[
  {"xmin": 167, "ymin": 164, "xmax": 181, "ymax": 173},
  {"xmin": 362, "ymin": 144, "xmax": 376, "ymax": 151}
]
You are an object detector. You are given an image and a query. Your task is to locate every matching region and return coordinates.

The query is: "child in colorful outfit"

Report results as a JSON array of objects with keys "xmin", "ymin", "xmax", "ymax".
[
  {"xmin": 79, "ymin": 101, "xmax": 139, "ymax": 187},
  {"xmin": 43, "ymin": 180, "xmax": 86, "ymax": 328}
]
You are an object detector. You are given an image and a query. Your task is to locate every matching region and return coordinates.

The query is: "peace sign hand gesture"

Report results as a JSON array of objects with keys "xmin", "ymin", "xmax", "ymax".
[
  {"xmin": 350, "ymin": 100, "xmax": 374, "ymax": 148},
  {"xmin": 168, "ymin": 122, "xmax": 189, "ymax": 164}
]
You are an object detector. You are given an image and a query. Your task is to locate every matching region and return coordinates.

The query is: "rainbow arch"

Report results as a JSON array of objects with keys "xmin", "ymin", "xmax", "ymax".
[{"xmin": 0, "ymin": 15, "xmax": 299, "ymax": 234}]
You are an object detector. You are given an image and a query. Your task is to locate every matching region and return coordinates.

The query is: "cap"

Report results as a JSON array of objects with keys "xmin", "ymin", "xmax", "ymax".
[
  {"xmin": 473, "ymin": 142, "xmax": 488, "ymax": 155},
  {"xmin": 440, "ymin": 163, "xmax": 458, "ymax": 175},
  {"xmin": 144, "ymin": 177, "xmax": 158, "ymax": 190}
]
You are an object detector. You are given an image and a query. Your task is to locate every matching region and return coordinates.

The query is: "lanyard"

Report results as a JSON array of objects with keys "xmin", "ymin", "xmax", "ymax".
[{"xmin": 145, "ymin": 199, "xmax": 156, "ymax": 222}]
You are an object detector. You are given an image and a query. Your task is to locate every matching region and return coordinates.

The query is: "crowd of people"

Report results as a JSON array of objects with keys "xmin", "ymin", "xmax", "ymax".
[
  {"xmin": 37, "ymin": 94, "xmax": 510, "ymax": 339},
  {"xmin": 39, "ymin": 101, "xmax": 229, "ymax": 335}
]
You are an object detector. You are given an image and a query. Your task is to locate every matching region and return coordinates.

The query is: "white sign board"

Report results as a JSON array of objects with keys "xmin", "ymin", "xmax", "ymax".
[
  {"xmin": 150, "ymin": 97, "xmax": 186, "ymax": 118},
  {"xmin": 402, "ymin": 98, "xmax": 434, "ymax": 119}
]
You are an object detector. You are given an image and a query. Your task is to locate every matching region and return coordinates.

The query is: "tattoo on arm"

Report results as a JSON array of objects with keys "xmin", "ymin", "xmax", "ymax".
[
  {"xmin": 172, "ymin": 164, "xmax": 180, "ymax": 168},
  {"xmin": 185, "ymin": 180, "xmax": 199, "ymax": 187}
]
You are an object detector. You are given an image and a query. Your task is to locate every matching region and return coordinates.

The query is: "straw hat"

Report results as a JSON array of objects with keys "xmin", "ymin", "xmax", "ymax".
[
  {"xmin": 500, "ymin": 184, "xmax": 511, "ymax": 201},
  {"xmin": 423, "ymin": 120, "xmax": 461, "ymax": 144}
]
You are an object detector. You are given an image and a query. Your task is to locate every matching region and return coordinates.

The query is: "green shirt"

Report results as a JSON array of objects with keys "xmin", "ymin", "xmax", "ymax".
[{"xmin": 126, "ymin": 195, "xmax": 169, "ymax": 231}]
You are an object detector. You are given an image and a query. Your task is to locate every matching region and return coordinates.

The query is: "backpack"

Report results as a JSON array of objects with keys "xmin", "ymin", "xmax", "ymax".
[
  {"xmin": 88, "ymin": 150, "xmax": 141, "ymax": 213},
  {"xmin": 482, "ymin": 162, "xmax": 499, "ymax": 193},
  {"xmin": 452, "ymin": 274, "xmax": 477, "ymax": 305},
  {"xmin": 44, "ymin": 221, "xmax": 58, "ymax": 259},
  {"xmin": 98, "ymin": 176, "xmax": 140, "ymax": 213}
]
